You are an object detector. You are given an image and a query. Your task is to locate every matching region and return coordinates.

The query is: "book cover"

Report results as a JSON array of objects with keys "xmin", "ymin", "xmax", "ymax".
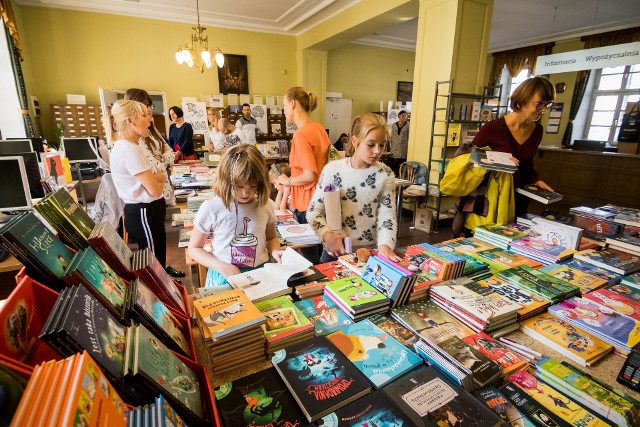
[
  {"xmin": 475, "ymin": 248, "xmax": 542, "ymax": 270},
  {"xmin": 336, "ymin": 252, "xmax": 373, "ymax": 276},
  {"xmin": 583, "ymin": 287, "xmax": 640, "ymax": 322},
  {"xmin": 498, "ymin": 381, "xmax": 571, "ymax": 427},
  {"xmin": 48, "ymin": 188, "xmax": 95, "ymax": 238},
  {"xmin": 574, "ymin": 248, "xmax": 640, "ymax": 275},
  {"xmin": 442, "ymin": 237, "xmax": 496, "ymax": 254},
  {"xmin": 530, "ymin": 217, "xmax": 583, "ymax": 250},
  {"xmin": 475, "ymin": 224, "xmax": 529, "ymax": 241},
  {"xmin": 430, "ymin": 282, "xmax": 521, "ymax": 323},
  {"xmin": 497, "ymin": 266, "xmax": 579, "ymax": 302},
  {"xmin": 323, "ymin": 276, "xmax": 389, "ymax": 313},
  {"xmin": 606, "ymin": 234, "xmax": 640, "ymax": 254},
  {"xmin": 540, "ymin": 263, "xmax": 608, "ymax": 294},
  {"xmin": 88, "ymin": 221, "xmax": 133, "ymax": 275},
  {"xmin": 462, "ymin": 332, "xmax": 527, "ymax": 375},
  {"xmin": 516, "ymin": 185, "xmax": 563, "ymax": 204},
  {"xmin": 438, "ymin": 336, "xmax": 502, "ymax": 386},
  {"xmin": 327, "ymin": 319, "xmax": 423, "ymax": 389},
  {"xmin": 367, "ymin": 313, "xmax": 419, "ymax": 350},
  {"xmin": 447, "ymin": 123, "xmax": 462, "ymax": 146},
  {"xmin": 293, "ymin": 295, "xmax": 353, "ymax": 335},
  {"xmin": 192, "ymin": 289, "xmax": 265, "ymax": 340},
  {"xmin": 215, "ymin": 367, "xmax": 313, "ymax": 427},
  {"xmin": 560, "ymin": 258, "xmax": 622, "ymax": 285},
  {"xmin": 474, "ymin": 276, "xmax": 549, "ymax": 319},
  {"xmin": 360, "ymin": 255, "xmax": 409, "ymax": 300},
  {"xmin": 318, "ymin": 390, "xmax": 416, "ymax": 426},
  {"xmin": 271, "ymin": 336, "xmax": 371, "ymax": 422},
  {"xmin": 255, "ymin": 295, "xmax": 314, "ymax": 342},
  {"xmin": 473, "ymin": 387, "xmax": 536, "ymax": 427},
  {"xmin": 381, "ymin": 365, "xmax": 503, "ymax": 426}
]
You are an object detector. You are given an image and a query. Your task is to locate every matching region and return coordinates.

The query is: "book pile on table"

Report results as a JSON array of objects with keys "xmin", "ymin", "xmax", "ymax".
[
  {"xmin": 434, "ymin": 242, "xmax": 492, "ymax": 280},
  {"xmin": 529, "ymin": 216, "xmax": 583, "ymax": 249},
  {"xmin": 88, "ymin": 220, "xmax": 134, "ymax": 280},
  {"xmin": 497, "ymin": 265, "xmax": 580, "ymax": 304},
  {"xmin": 359, "ymin": 254, "xmax": 416, "ymax": 307},
  {"xmin": 474, "ymin": 276, "xmax": 550, "ymax": 320},
  {"xmin": 430, "ymin": 281, "xmax": 521, "ymax": 337},
  {"xmin": 540, "ymin": 262, "xmax": 609, "ymax": 294},
  {"xmin": 193, "ymin": 289, "xmax": 267, "ymax": 373},
  {"xmin": 570, "ymin": 205, "xmax": 623, "ymax": 241},
  {"xmin": 472, "ymin": 247, "xmax": 543, "ymax": 272},
  {"xmin": 548, "ymin": 296, "xmax": 640, "ymax": 356},
  {"xmin": 292, "ymin": 265, "xmax": 331, "ymax": 299},
  {"xmin": 255, "ymin": 295, "xmax": 315, "ymax": 355},
  {"xmin": 473, "ymin": 223, "xmax": 529, "ymax": 249},
  {"xmin": 337, "ymin": 250, "xmax": 375, "ymax": 275},
  {"xmin": 127, "ymin": 395, "xmax": 188, "ymax": 427},
  {"xmin": 560, "ymin": 257, "xmax": 624, "ymax": 285},
  {"xmin": 606, "ymin": 234, "xmax": 640, "ymax": 256},
  {"xmin": 10, "ymin": 351, "xmax": 127, "ymax": 427},
  {"xmin": 277, "ymin": 223, "xmax": 321, "ymax": 245},
  {"xmin": 508, "ymin": 236, "xmax": 575, "ymax": 265},
  {"xmin": 171, "ymin": 211, "xmax": 196, "ymax": 227},
  {"xmin": 621, "ymin": 271, "xmax": 640, "ymax": 286},
  {"xmin": 574, "ymin": 247, "xmax": 640, "ymax": 275},
  {"xmin": 33, "ymin": 187, "xmax": 95, "ymax": 251},
  {"xmin": 469, "ymin": 147, "xmax": 518, "ymax": 173},
  {"xmin": 521, "ymin": 312, "xmax": 612, "ymax": 366},
  {"xmin": 187, "ymin": 193, "xmax": 215, "ymax": 212},
  {"xmin": 293, "ymin": 295, "xmax": 354, "ymax": 335},
  {"xmin": 323, "ymin": 276, "xmax": 390, "ymax": 320}
]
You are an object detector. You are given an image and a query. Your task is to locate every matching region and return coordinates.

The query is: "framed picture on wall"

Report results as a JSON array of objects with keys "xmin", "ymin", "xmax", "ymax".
[
  {"xmin": 397, "ymin": 81, "xmax": 413, "ymax": 103},
  {"xmin": 218, "ymin": 54, "xmax": 249, "ymax": 94}
]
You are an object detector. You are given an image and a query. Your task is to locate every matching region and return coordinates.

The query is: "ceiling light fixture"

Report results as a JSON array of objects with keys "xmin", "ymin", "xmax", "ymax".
[{"xmin": 175, "ymin": 0, "xmax": 224, "ymax": 72}]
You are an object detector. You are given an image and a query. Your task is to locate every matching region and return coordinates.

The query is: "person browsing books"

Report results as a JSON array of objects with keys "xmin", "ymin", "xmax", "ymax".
[
  {"xmin": 106, "ymin": 100, "xmax": 175, "ymax": 277},
  {"xmin": 235, "ymin": 103, "xmax": 259, "ymax": 144},
  {"xmin": 188, "ymin": 144, "xmax": 284, "ymax": 287},
  {"xmin": 206, "ymin": 107, "xmax": 225, "ymax": 153},
  {"xmin": 471, "ymin": 76, "xmax": 555, "ymax": 217},
  {"xmin": 269, "ymin": 162, "xmax": 291, "ymax": 211},
  {"xmin": 388, "ymin": 110, "xmax": 409, "ymax": 175},
  {"xmin": 307, "ymin": 113, "xmax": 399, "ymax": 263},
  {"xmin": 168, "ymin": 106, "xmax": 195, "ymax": 162},
  {"xmin": 217, "ymin": 118, "xmax": 247, "ymax": 153},
  {"xmin": 275, "ymin": 86, "xmax": 330, "ymax": 263}
]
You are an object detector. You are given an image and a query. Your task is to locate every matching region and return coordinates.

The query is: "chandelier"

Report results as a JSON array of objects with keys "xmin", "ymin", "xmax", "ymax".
[{"xmin": 175, "ymin": 0, "xmax": 224, "ymax": 72}]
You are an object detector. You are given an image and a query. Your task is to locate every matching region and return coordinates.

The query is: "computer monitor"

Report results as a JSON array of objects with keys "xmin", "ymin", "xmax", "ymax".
[
  {"xmin": 7, "ymin": 137, "xmax": 45, "ymax": 154},
  {"xmin": 0, "ymin": 139, "xmax": 34, "ymax": 154},
  {"xmin": 0, "ymin": 152, "xmax": 43, "ymax": 199},
  {"xmin": 572, "ymin": 140, "xmax": 607, "ymax": 152},
  {"xmin": 0, "ymin": 156, "xmax": 33, "ymax": 212},
  {"xmin": 61, "ymin": 137, "xmax": 99, "ymax": 163}
]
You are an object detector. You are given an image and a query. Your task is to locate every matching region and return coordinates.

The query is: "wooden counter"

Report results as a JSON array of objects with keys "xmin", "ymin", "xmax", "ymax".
[{"xmin": 536, "ymin": 147, "xmax": 640, "ymax": 209}]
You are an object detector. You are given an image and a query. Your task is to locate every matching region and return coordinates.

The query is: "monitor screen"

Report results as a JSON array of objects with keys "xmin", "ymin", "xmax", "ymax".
[
  {"xmin": 7, "ymin": 137, "xmax": 45, "ymax": 154},
  {"xmin": 61, "ymin": 137, "xmax": 99, "ymax": 163},
  {"xmin": 0, "ymin": 139, "xmax": 34, "ymax": 154},
  {"xmin": 0, "ymin": 157, "xmax": 32, "ymax": 211},
  {"xmin": 572, "ymin": 140, "xmax": 606, "ymax": 151},
  {"xmin": 0, "ymin": 152, "xmax": 43, "ymax": 199}
]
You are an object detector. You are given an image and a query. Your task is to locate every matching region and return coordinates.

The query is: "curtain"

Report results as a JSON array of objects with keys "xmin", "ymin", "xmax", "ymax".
[
  {"xmin": 489, "ymin": 43, "xmax": 554, "ymax": 84},
  {"xmin": 561, "ymin": 26, "xmax": 640, "ymax": 146},
  {"xmin": 0, "ymin": 0, "xmax": 21, "ymax": 61}
]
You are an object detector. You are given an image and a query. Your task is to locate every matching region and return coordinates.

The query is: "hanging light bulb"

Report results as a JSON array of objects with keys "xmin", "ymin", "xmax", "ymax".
[
  {"xmin": 214, "ymin": 48, "xmax": 224, "ymax": 68},
  {"xmin": 174, "ymin": 0, "xmax": 224, "ymax": 73}
]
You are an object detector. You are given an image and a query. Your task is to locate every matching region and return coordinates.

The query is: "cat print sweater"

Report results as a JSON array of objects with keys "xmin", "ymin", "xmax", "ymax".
[{"xmin": 307, "ymin": 158, "xmax": 397, "ymax": 249}]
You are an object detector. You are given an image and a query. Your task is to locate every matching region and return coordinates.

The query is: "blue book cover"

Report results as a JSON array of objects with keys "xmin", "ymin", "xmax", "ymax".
[
  {"xmin": 318, "ymin": 390, "xmax": 416, "ymax": 426},
  {"xmin": 560, "ymin": 258, "xmax": 623, "ymax": 285},
  {"xmin": 327, "ymin": 319, "xmax": 423, "ymax": 389},
  {"xmin": 360, "ymin": 255, "xmax": 408, "ymax": 300},
  {"xmin": 293, "ymin": 295, "xmax": 353, "ymax": 335}
]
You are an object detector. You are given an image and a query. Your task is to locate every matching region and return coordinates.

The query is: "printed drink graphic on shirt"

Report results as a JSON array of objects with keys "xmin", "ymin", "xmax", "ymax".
[{"xmin": 231, "ymin": 217, "xmax": 258, "ymax": 268}]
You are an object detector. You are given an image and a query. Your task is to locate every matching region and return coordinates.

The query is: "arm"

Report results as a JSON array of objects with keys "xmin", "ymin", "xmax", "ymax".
[
  {"xmin": 306, "ymin": 168, "xmax": 346, "ymax": 256},
  {"xmin": 276, "ymin": 169, "xmax": 317, "ymax": 187},
  {"xmin": 376, "ymin": 170, "xmax": 399, "ymax": 259},
  {"xmin": 134, "ymin": 169, "xmax": 165, "ymax": 198},
  {"xmin": 187, "ymin": 227, "xmax": 241, "ymax": 278},
  {"xmin": 180, "ymin": 123, "xmax": 194, "ymax": 154},
  {"xmin": 161, "ymin": 142, "xmax": 175, "ymax": 165},
  {"xmin": 279, "ymin": 187, "xmax": 290, "ymax": 210},
  {"xmin": 265, "ymin": 222, "xmax": 284, "ymax": 262}
]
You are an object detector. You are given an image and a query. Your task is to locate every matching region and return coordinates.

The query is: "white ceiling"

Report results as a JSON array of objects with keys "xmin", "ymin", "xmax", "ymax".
[{"xmin": 16, "ymin": 0, "xmax": 640, "ymax": 52}]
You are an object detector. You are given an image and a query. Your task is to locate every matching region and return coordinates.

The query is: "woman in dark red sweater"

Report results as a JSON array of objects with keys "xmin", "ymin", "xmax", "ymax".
[{"xmin": 472, "ymin": 76, "xmax": 556, "ymax": 217}]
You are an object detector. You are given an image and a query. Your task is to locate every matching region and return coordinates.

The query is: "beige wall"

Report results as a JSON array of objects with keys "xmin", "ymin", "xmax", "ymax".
[
  {"xmin": 327, "ymin": 44, "xmax": 415, "ymax": 117},
  {"xmin": 16, "ymin": 6, "xmax": 298, "ymax": 140}
]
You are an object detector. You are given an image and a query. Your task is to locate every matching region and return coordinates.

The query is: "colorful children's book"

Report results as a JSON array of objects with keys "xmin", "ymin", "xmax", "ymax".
[
  {"xmin": 498, "ymin": 381, "xmax": 570, "ymax": 427},
  {"xmin": 367, "ymin": 313, "xmax": 419, "ymax": 351},
  {"xmin": 462, "ymin": 331, "xmax": 527, "ymax": 376},
  {"xmin": 474, "ymin": 276, "xmax": 549, "ymax": 320},
  {"xmin": 475, "ymin": 248, "xmax": 542, "ymax": 271},
  {"xmin": 473, "ymin": 387, "xmax": 536, "ymax": 427},
  {"xmin": 583, "ymin": 287, "xmax": 640, "ymax": 322},
  {"xmin": 438, "ymin": 336, "xmax": 503, "ymax": 387},
  {"xmin": 560, "ymin": 258, "xmax": 623, "ymax": 285},
  {"xmin": 530, "ymin": 216, "xmax": 583, "ymax": 250},
  {"xmin": 540, "ymin": 263, "xmax": 608, "ymax": 294},
  {"xmin": 314, "ymin": 260, "xmax": 356, "ymax": 281},
  {"xmin": 360, "ymin": 255, "xmax": 413, "ymax": 305},
  {"xmin": 318, "ymin": 390, "xmax": 416, "ymax": 427},
  {"xmin": 574, "ymin": 248, "xmax": 640, "ymax": 275},
  {"xmin": 293, "ymin": 295, "xmax": 353, "ymax": 335},
  {"xmin": 497, "ymin": 265, "xmax": 580, "ymax": 303},
  {"xmin": 255, "ymin": 295, "xmax": 314, "ymax": 343},
  {"xmin": 326, "ymin": 319, "xmax": 423, "ymax": 388},
  {"xmin": 271, "ymin": 336, "xmax": 371, "ymax": 422},
  {"xmin": 323, "ymin": 276, "xmax": 389, "ymax": 316}
]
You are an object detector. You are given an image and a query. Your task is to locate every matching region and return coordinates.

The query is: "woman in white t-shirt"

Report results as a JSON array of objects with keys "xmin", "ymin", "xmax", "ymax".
[
  {"xmin": 106, "ymin": 100, "xmax": 169, "ymax": 272},
  {"xmin": 206, "ymin": 107, "xmax": 225, "ymax": 153}
]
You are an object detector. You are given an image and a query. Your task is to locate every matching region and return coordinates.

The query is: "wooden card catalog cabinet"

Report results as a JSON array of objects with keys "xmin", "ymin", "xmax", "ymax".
[{"xmin": 50, "ymin": 104, "xmax": 105, "ymax": 139}]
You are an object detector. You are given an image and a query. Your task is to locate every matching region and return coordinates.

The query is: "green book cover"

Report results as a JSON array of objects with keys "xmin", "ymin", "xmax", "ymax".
[
  {"xmin": 255, "ymin": 295, "xmax": 313, "ymax": 342},
  {"xmin": 134, "ymin": 325, "xmax": 204, "ymax": 419},
  {"xmin": 49, "ymin": 188, "xmax": 95, "ymax": 238},
  {"xmin": 498, "ymin": 266, "xmax": 579, "ymax": 302},
  {"xmin": 324, "ymin": 276, "xmax": 388, "ymax": 312}
]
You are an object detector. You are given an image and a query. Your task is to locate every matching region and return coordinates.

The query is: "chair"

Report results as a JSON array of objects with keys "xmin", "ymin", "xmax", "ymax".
[{"xmin": 399, "ymin": 162, "xmax": 426, "ymax": 228}]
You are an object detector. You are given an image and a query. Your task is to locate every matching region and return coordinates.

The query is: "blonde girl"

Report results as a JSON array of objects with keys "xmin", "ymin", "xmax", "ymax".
[
  {"xmin": 206, "ymin": 107, "xmax": 225, "ymax": 153},
  {"xmin": 307, "ymin": 113, "xmax": 399, "ymax": 263},
  {"xmin": 188, "ymin": 144, "xmax": 283, "ymax": 287},
  {"xmin": 269, "ymin": 162, "xmax": 291, "ymax": 210}
]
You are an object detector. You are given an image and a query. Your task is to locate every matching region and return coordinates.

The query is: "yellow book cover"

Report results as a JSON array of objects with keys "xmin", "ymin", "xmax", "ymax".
[
  {"xmin": 193, "ymin": 289, "xmax": 266, "ymax": 340},
  {"xmin": 540, "ymin": 264, "xmax": 608, "ymax": 294},
  {"xmin": 61, "ymin": 157, "xmax": 73, "ymax": 183},
  {"xmin": 447, "ymin": 123, "xmax": 462, "ymax": 146},
  {"xmin": 521, "ymin": 313, "xmax": 612, "ymax": 366},
  {"xmin": 475, "ymin": 276, "xmax": 548, "ymax": 319},
  {"xmin": 509, "ymin": 370, "xmax": 610, "ymax": 427}
]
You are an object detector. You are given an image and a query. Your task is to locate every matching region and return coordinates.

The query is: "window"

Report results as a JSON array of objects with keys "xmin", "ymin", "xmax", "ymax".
[
  {"xmin": 498, "ymin": 64, "xmax": 532, "ymax": 112},
  {"xmin": 584, "ymin": 65, "xmax": 640, "ymax": 144}
]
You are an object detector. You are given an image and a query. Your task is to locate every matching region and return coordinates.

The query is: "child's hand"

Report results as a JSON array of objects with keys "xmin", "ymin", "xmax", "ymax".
[
  {"xmin": 276, "ymin": 174, "xmax": 290, "ymax": 187},
  {"xmin": 219, "ymin": 262, "xmax": 241, "ymax": 278},
  {"xmin": 378, "ymin": 244, "xmax": 401, "ymax": 262},
  {"xmin": 272, "ymin": 250, "xmax": 285, "ymax": 263},
  {"xmin": 323, "ymin": 231, "xmax": 346, "ymax": 257}
]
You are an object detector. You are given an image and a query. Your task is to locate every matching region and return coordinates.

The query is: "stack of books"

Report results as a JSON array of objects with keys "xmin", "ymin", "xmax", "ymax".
[
  {"xmin": 601, "ymin": 204, "xmax": 640, "ymax": 227},
  {"xmin": 472, "ymin": 247, "xmax": 543, "ymax": 272},
  {"xmin": 516, "ymin": 184, "xmax": 563, "ymax": 204},
  {"xmin": 429, "ymin": 282, "xmax": 521, "ymax": 336},
  {"xmin": 540, "ymin": 262, "xmax": 609, "ymax": 294},
  {"xmin": 124, "ymin": 324, "xmax": 208, "ymax": 426},
  {"xmin": 548, "ymin": 297, "xmax": 640, "ymax": 356},
  {"xmin": 367, "ymin": 312, "xmax": 419, "ymax": 351},
  {"xmin": 508, "ymin": 236, "xmax": 575, "ymax": 265},
  {"xmin": 293, "ymin": 295, "xmax": 354, "ymax": 335},
  {"xmin": 560, "ymin": 258, "xmax": 623, "ymax": 285},
  {"xmin": 132, "ymin": 248, "xmax": 189, "ymax": 317},
  {"xmin": 606, "ymin": 234, "xmax": 640, "ymax": 256},
  {"xmin": 193, "ymin": 289, "xmax": 267, "ymax": 373},
  {"xmin": 536, "ymin": 357, "xmax": 640, "ymax": 427},
  {"xmin": 621, "ymin": 271, "xmax": 640, "ymax": 286},
  {"xmin": 33, "ymin": 188, "xmax": 95, "ymax": 251},
  {"xmin": 11, "ymin": 351, "xmax": 127, "ymax": 427},
  {"xmin": 127, "ymin": 395, "xmax": 188, "ymax": 427},
  {"xmin": 337, "ymin": 250, "xmax": 377, "ymax": 276},
  {"xmin": 171, "ymin": 212, "xmax": 196, "ymax": 227},
  {"xmin": 271, "ymin": 336, "xmax": 372, "ymax": 422},
  {"xmin": 530, "ymin": 216, "xmax": 583, "ymax": 250},
  {"xmin": 583, "ymin": 287, "xmax": 640, "ymax": 321},
  {"xmin": 469, "ymin": 148, "xmax": 518, "ymax": 173},
  {"xmin": 326, "ymin": 320, "xmax": 423, "ymax": 389},
  {"xmin": 570, "ymin": 206, "xmax": 622, "ymax": 241},
  {"xmin": 475, "ymin": 276, "xmax": 550, "ymax": 320},
  {"xmin": 359, "ymin": 254, "xmax": 416, "ymax": 307},
  {"xmin": 497, "ymin": 265, "xmax": 580, "ymax": 303},
  {"xmin": 276, "ymin": 223, "xmax": 321, "ymax": 245},
  {"xmin": 473, "ymin": 223, "xmax": 530, "ymax": 249},
  {"xmin": 442, "ymin": 236, "xmax": 497, "ymax": 254},
  {"xmin": 434, "ymin": 242, "xmax": 491, "ymax": 280},
  {"xmin": 574, "ymin": 247, "xmax": 640, "ymax": 275},
  {"xmin": 0, "ymin": 211, "xmax": 74, "ymax": 291},
  {"xmin": 323, "ymin": 276, "xmax": 390, "ymax": 320},
  {"xmin": 88, "ymin": 220, "xmax": 134, "ymax": 280},
  {"xmin": 401, "ymin": 243, "xmax": 466, "ymax": 281},
  {"xmin": 186, "ymin": 193, "xmax": 215, "ymax": 212},
  {"xmin": 289, "ymin": 266, "xmax": 328, "ymax": 299},
  {"xmin": 521, "ymin": 313, "xmax": 612, "ymax": 366},
  {"xmin": 255, "ymin": 295, "xmax": 315, "ymax": 355}
]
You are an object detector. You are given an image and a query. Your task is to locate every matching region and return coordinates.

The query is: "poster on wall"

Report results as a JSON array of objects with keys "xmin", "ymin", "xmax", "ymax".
[
  {"xmin": 250, "ymin": 104, "xmax": 268, "ymax": 135},
  {"xmin": 181, "ymin": 101, "xmax": 207, "ymax": 135},
  {"xmin": 217, "ymin": 54, "xmax": 249, "ymax": 94},
  {"xmin": 387, "ymin": 108, "xmax": 402, "ymax": 127},
  {"xmin": 209, "ymin": 95, "xmax": 224, "ymax": 108},
  {"xmin": 546, "ymin": 102, "xmax": 563, "ymax": 134},
  {"xmin": 397, "ymin": 81, "xmax": 413, "ymax": 103}
]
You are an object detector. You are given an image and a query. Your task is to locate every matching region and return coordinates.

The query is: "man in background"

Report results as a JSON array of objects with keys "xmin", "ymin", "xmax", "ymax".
[
  {"xmin": 388, "ymin": 110, "xmax": 410, "ymax": 175},
  {"xmin": 217, "ymin": 118, "xmax": 247, "ymax": 153},
  {"xmin": 235, "ymin": 103, "xmax": 259, "ymax": 144}
]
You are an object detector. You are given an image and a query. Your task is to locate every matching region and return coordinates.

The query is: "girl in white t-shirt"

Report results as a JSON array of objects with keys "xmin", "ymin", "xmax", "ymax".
[
  {"xmin": 206, "ymin": 107, "xmax": 225, "ymax": 153},
  {"xmin": 188, "ymin": 144, "xmax": 284, "ymax": 287}
]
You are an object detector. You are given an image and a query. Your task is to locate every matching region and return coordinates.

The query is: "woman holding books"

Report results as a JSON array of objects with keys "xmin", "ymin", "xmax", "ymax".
[
  {"xmin": 471, "ymin": 76, "xmax": 556, "ymax": 218},
  {"xmin": 307, "ymin": 113, "xmax": 399, "ymax": 263},
  {"xmin": 275, "ymin": 86, "xmax": 331, "ymax": 263}
]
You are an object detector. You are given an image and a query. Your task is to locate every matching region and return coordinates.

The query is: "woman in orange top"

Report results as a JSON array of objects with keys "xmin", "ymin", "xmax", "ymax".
[{"xmin": 277, "ymin": 86, "xmax": 330, "ymax": 262}]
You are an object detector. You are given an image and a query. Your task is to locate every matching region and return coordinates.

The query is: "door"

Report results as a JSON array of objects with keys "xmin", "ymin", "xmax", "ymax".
[{"xmin": 325, "ymin": 98, "xmax": 352, "ymax": 146}]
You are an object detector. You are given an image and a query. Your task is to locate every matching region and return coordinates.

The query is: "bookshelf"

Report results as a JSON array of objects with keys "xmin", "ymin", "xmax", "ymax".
[
  {"xmin": 426, "ymin": 80, "xmax": 502, "ymax": 231},
  {"xmin": 50, "ymin": 103, "xmax": 105, "ymax": 140}
]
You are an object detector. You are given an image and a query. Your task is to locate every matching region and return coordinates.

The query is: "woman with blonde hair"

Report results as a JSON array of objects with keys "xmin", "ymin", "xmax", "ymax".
[
  {"xmin": 307, "ymin": 113, "xmax": 398, "ymax": 263},
  {"xmin": 107, "ymin": 99, "xmax": 173, "ymax": 276},
  {"xmin": 206, "ymin": 107, "xmax": 225, "ymax": 153},
  {"xmin": 276, "ymin": 86, "xmax": 330, "ymax": 263}
]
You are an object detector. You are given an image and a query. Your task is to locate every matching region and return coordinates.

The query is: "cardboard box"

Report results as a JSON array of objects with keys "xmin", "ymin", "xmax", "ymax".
[
  {"xmin": 617, "ymin": 141, "xmax": 639, "ymax": 154},
  {"xmin": 414, "ymin": 208, "xmax": 433, "ymax": 233}
]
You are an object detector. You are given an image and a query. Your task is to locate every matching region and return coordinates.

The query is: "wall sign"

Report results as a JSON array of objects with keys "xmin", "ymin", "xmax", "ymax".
[
  {"xmin": 546, "ymin": 102, "xmax": 563, "ymax": 134},
  {"xmin": 535, "ymin": 41, "xmax": 640, "ymax": 74}
]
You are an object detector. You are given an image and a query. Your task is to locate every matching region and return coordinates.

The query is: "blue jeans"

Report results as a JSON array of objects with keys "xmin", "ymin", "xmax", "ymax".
[{"xmin": 205, "ymin": 265, "xmax": 258, "ymax": 287}]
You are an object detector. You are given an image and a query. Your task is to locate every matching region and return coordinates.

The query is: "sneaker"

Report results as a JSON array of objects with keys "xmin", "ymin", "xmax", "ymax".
[{"xmin": 165, "ymin": 265, "xmax": 186, "ymax": 278}]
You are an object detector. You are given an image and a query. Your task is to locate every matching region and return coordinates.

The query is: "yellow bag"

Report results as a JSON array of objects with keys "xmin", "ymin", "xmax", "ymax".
[{"xmin": 439, "ymin": 153, "xmax": 488, "ymax": 197}]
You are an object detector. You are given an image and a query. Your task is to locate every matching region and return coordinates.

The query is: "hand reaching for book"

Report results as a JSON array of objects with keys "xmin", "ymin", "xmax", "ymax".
[
  {"xmin": 218, "ymin": 262, "xmax": 241, "ymax": 278},
  {"xmin": 323, "ymin": 231, "xmax": 346, "ymax": 257},
  {"xmin": 378, "ymin": 244, "xmax": 401, "ymax": 262},
  {"xmin": 535, "ymin": 180, "xmax": 554, "ymax": 192}
]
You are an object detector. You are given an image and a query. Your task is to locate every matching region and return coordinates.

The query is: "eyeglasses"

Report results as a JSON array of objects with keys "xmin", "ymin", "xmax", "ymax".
[
  {"xmin": 147, "ymin": 104, "xmax": 155, "ymax": 110},
  {"xmin": 533, "ymin": 101, "xmax": 554, "ymax": 111}
]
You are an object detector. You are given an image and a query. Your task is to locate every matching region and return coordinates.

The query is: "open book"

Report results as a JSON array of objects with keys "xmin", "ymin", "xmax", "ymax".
[{"xmin": 227, "ymin": 247, "xmax": 312, "ymax": 301}]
